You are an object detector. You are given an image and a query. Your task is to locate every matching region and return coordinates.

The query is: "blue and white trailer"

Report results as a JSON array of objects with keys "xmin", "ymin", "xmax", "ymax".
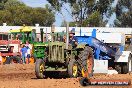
[{"xmin": 75, "ymin": 29, "xmax": 132, "ymax": 74}]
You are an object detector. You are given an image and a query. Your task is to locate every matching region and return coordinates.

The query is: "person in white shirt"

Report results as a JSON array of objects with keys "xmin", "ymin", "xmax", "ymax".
[{"xmin": 25, "ymin": 41, "xmax": 32, "ymax": 64}]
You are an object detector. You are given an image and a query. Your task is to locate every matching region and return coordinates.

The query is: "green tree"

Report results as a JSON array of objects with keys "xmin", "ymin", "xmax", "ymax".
[
  {"xmin": 30, "ymin": 7, "xmax": 55, "ymax": 26},
  {"xmin": 0, "ymin": 10, "xmax": 12, "ymax": 24},
  {"xmin": 0, "ymin": 0, "xmax": 55, "ymax": 26},
  {"xmin": 82, "ymin": 11, "xmax": 102, "ymax": 27},
  {"xmin": 0, "ymin": 0, "xmax": 8, "ymax": 10},
  {"xmin": 114, "ymin": 0, "xmax": 132, "ymax": 27},
  {"xmin": 47, "ymin": 0, "xmax": 113, "ymax": 27}
]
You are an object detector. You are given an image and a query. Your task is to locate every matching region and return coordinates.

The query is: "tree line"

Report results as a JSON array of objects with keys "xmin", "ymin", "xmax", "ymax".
[
  {"xmin": 0, "ymin": 0, "xmax": 131, "ymax": 27},
  {"xmin": 0, "ymin": 0, "xmax": 55, "ymax": 26},
  {"xmin": 47, "ymin": 0, "xmax": 132, "ymax": 27}
]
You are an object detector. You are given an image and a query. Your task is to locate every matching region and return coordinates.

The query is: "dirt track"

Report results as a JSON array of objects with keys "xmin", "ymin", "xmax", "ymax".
[{"xmin": 0, "ymin": 64, "xmax": 131, "ymax": 88}]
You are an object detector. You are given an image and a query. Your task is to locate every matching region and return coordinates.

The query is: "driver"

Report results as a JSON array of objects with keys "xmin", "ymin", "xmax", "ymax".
[{"xmin": 69, "ymin": 30, "xmax": 78, "ymax": 48}]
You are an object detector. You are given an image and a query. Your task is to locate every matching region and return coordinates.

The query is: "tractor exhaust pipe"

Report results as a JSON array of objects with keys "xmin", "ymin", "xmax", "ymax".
[
  {"xmin": 66, "ymin": 22, "xmax": 69, "ymax": 49},
  {"xmin": 51, "ymin": 25, "xmax": 55, "ymax": 42},
  {"xmin": 40, "ymin": 28, "xmax": 43, "ymax": 43}
]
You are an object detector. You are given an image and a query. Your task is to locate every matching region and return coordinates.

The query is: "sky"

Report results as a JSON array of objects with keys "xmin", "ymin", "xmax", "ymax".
[
  {"xmin": 20, "ymin": 0, "xmax": 48, "ymax": 7},
  {"xmin": 106, "ymin": 0, "xmax": 118, "ymax": 27},
  {"xmin": 19, "ymin": 0, "xmax": 117, "ymax": 27}
]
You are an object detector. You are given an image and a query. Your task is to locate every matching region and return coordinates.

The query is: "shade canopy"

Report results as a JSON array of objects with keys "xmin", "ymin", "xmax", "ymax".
[{"xmin": 10, "ymin": 26, "xmax": 32, "ymax": 33}]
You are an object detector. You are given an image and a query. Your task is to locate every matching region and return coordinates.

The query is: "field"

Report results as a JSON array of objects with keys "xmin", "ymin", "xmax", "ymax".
[{"xmin": 0, "ymin": 64, "xmax": 131, "ymax": 88}]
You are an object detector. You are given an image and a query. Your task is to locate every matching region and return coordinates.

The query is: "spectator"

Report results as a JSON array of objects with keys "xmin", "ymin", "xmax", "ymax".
[
  {"xmin": 16, "ymin": 35, "xmax": 19, "ymax": 40},
  {"xmin": 25, "ymin": 41, "xmax": 32, "ymax": 64},
  {"xmin": 20, "ymin": 44, "xmax": 27, "ymax": 64}
]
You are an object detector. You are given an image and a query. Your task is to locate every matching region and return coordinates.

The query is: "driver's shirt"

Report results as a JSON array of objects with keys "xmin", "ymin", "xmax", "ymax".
[{"xmin": 69, "ymin": 36, "xmax": 78, "ymax": 45}]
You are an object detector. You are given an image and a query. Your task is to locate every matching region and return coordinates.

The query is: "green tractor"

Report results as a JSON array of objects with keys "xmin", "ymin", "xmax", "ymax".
[
  {"xmin": 10, "ymin": 26, "xmax": 36, "ymax": 44},
  {"xmin": 34, "ymin": 25, "xmax": 94, "ymax": 79}
]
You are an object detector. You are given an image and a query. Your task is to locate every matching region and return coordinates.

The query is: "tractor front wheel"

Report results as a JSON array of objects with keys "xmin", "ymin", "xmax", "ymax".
[
  {"xmin": 68, "ymin": 59, "xmax": 78, "ymax": 78},
  {"xmin": 35, "ymin": 59, "xmax": 45, "ymax": 79}
]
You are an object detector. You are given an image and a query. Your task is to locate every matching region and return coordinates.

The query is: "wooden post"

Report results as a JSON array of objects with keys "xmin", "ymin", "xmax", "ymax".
[{"xmin": 51, "ymin": 24, "xmax": 55, "ymax": 42}]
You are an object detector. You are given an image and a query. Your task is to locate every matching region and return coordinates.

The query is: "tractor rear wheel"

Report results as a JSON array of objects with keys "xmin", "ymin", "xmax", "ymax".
[
  {"xmin": 68, "ymin": 59, "xmax": 78, "ymax": 78},
  {"xmin": 35, "ymin": 59, "xmax": 45, "ymax": 79},
  {"xmin": 81, "ymin": 46, "xmax": 94, "ymax": 78}
]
